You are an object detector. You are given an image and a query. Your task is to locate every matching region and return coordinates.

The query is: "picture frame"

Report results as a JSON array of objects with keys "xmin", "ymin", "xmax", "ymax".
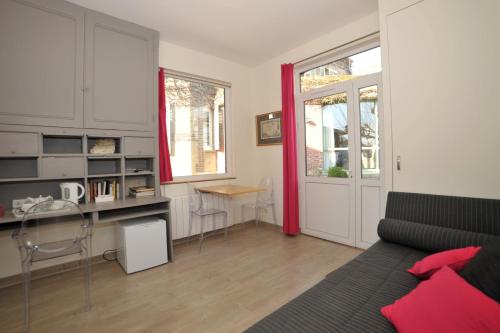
[{"xmin": 256, "ymin": 111, "xmax": 282, "ymax": 146}]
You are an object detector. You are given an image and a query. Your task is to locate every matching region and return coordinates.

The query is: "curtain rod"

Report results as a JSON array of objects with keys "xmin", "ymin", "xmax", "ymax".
[{"xmin": 293, "ymin": 31, "xmax": 380, "ymax": 66}]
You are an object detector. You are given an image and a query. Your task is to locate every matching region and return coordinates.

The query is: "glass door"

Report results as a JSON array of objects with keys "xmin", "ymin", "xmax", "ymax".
[
  {"xmin": 297, "ymin": 81, "xmax": 356, "ymax": 246},
  {"xmin": 353, "ymin": 73, "xmax": 384, "ymax": 248},
  {"xmin": 297, "ymin": 73, "xmax": 383, "ymax": 248}
]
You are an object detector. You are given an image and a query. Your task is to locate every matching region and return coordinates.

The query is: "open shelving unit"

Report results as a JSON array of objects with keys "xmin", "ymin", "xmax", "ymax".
[{"xmin": 0, "ymin": 131, "xmax": 158, "ymax": 209}]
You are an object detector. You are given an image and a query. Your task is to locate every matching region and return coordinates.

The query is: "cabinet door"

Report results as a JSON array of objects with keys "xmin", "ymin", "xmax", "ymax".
[
  {"xmin": 84, "ymin": 11, "xmax": 156, "ymax": 132},
  {"xmin": 0, "ymin": 0, "xmax": 84, "ymax": 127},
  {"xmin": 387, "ymin": 0, "xmax": 500, "ymax": 199}
]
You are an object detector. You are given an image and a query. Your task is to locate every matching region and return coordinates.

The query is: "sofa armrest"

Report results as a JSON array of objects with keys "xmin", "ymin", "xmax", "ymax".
[{"xmin": 377, "ymin": 218, "xmax": 500, "ymax": 253}]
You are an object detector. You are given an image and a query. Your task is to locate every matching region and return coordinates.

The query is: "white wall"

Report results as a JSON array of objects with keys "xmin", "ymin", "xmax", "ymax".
[{"xmin": 249, "ymin": 12, "xmax": 380, "ymax": 225}]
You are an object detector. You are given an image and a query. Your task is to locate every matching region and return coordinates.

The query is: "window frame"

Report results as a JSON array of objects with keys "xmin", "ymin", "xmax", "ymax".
[
  {"xmin": 296, "ymin": 34, "xmax": 381, "ymax": 95},
  {"xmin": 162, "ymin": 69, "xmax": 233, "ymax": 184}
]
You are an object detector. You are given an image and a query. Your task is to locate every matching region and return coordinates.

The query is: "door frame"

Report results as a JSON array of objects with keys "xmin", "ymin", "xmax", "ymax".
[
  {"xmin": 294, "ymin": 70, "xmax": 384, "ymax": 248},
  {"xmin": 296, "ymin": 81, "xmax": 357, "ymax": 246}
]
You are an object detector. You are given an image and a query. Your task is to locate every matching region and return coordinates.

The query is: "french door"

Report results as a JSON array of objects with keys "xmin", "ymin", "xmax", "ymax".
[{"xmin": 297, "ymin": 73, "xmax": 383, "ymax": 249}]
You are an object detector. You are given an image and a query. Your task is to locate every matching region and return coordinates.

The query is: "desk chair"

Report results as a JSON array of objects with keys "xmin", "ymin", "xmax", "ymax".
[
  {"xmin": 12, "ymin": 200, "xmax": 92, "ymax": 333},
  {"xmin": 242, "ymin": 176, "xmax": 277, "ymax": 229},
  {"xmin": 187, "ymin": 184, "xmax": 228, "ymax": 253}
]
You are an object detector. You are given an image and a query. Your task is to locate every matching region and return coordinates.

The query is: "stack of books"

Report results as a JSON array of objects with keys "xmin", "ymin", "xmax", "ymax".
[
  {"xmin": 129, "ymin": 186, "xmax": 155, "ymax": 198},
  {"xmin": 88, "ymin": 179, "xmax": 120, "ymax": 203}
]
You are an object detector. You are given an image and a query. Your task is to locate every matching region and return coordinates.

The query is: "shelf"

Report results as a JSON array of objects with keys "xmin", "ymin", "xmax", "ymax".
[
  {"xmin": 43, "ymin": 135, "xmax": 83, "ymax": 154},
  {"xmin": 88, "ymin": 158, "xmax": 121, "ymax": 175},
  {"xmin": 87, "ymin": 173, "xmax": 122, "ymax": 179},
  {"xmin": 87, "ymin": 154, "xmax": 122, "ymax": 159},
  {"xmin": 42, "ymin": 154, "xmax": 84, "ymax": 157},
  {"xmin": 0, "ymin": 197, "xmax": 170, "ymax": 226},
  {"xmin": 0, "ymin": 176, "xmax": 84, "ymax": 183},
  {"xmin": 125, "ymin": 155, "xmax": 154, "ymax": 159},
  {"xmin": 0, "ymin": 157, "xmax": 38, "ymax": 179},
  {"xmin": 87, "ymin": 137, "xmax": 121, "ymax": 155},
  {"xmin": 125, "ymin": 171, "xmax": 154, "ymax": 176},
  {"xmin": 98, "ymin": 207, "xmax": 168, "ymax": 224}
]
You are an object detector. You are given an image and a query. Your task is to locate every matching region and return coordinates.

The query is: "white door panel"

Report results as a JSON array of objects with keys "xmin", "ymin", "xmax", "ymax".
[
  {"xmin": 359, "ymin": 185, "xmax": 382, "ymax": 248},
  {"xmin": 305, "ymin": 182, "xmax": 352, "ymax": 242}
]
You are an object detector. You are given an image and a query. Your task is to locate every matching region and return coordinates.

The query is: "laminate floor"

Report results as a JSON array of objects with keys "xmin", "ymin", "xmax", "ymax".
[{"xmin": 0, "ymin": 223, "xmax": 362, "ymax": 333}]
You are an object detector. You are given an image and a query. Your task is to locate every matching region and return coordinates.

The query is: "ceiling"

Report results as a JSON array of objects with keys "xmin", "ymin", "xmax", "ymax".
[{"xmin": 67, "ymin": 0, "xmax": 378, "ymax": 66}]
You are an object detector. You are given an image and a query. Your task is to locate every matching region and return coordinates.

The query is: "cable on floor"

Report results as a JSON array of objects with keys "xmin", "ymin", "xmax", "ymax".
[{"xmin": 102, "ymin": 249, "xmax": 118, "ymax": 261}]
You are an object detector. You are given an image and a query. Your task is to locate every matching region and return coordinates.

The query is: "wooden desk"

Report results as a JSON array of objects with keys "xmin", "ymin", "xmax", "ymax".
[
  {"xmin": 0, "ymin": 196, "xmax": 173, "ymax": 261},
  {"xmin": 197, "ymin": 185, "xmax": 264, "ymax": 197}
]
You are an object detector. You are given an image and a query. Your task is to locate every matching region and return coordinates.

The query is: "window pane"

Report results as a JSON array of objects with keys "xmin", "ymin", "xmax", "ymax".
[
  {"xmin": 359, "ymin": 85, "xmax": 380, "ymax": 179},
  {"xmin": 300, "ymin": 47, "xmax": 381, "ymax": 92},
  {"xmin": 305, "ymin": 92, "xmax": 349, "ymax": 177},
  {"xmin": 165, "ymin": 77, "xmax": 226, "ymax": 177}
]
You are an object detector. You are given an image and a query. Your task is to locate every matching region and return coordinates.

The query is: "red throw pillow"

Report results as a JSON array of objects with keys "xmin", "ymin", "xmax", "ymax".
[
  {"xmin": 381, "ymin": 266, "xmax": 500, "ymax": 333},
  {"xmin": 408, "ymin": 246, "xmax": 481, "ymax": 278}
]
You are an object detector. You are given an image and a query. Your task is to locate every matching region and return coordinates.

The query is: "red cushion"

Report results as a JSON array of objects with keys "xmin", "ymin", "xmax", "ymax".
[
  {"xmin": 408, "ymin": 246, "xmax": 481, "ymax": 278},
  {"xmin": 381, "ymin": 266, "xmax": 500, "ymax": 333}
]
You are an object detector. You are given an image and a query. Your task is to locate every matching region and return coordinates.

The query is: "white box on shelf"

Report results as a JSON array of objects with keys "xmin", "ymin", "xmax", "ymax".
[
  {"xmin": 95, "ymin": 195, "xmax": 114, "ymax": 203},
  {"xmin": 116, "ymin": 217, "xmax": 168, "ymax": 274}
]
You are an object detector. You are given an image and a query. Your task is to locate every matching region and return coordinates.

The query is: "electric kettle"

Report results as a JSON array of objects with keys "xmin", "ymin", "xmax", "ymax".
[{"xmin": 60, "ymin": 183, "xmax": 85, "ymax": 204}]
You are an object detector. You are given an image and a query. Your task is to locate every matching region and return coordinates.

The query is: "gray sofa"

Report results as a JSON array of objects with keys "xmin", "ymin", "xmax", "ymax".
[{"xmin": 245, "ymin": 192, "xmax": 500, "ymax": 333}]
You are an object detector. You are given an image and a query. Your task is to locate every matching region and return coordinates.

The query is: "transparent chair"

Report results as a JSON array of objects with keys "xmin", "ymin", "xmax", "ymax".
[
  {"xmin": 187, "ymin": 184, "xmax": 228, "ymax": 253},
  {"xmin": 242, "ymin": 176, "xmax": 277, "ymax": 228},
  {"xmin": 12, "ymin": 199, "xmax": 92, "ymax": 333}
]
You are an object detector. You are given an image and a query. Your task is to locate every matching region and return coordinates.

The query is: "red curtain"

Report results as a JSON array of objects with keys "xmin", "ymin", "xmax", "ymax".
[
  {"xmin": 281, "ymin": 63, "xmax": 300, "ymax": 235},
  {"xmin": 158, "ymin": 68, "xmax": 173, "ymax": 182}
]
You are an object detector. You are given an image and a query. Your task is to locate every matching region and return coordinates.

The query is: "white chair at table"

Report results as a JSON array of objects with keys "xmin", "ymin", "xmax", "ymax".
[
  {"xmin": 187, "ymin": 184, "xmax": 228, "ymax": 253},
  {"xmin": 12, "ymin": 199, "xmax": 92, "ymax": 333},
  {"xmin": 242, "ymin": 176, "xmax": 277, "ymax": 229}
]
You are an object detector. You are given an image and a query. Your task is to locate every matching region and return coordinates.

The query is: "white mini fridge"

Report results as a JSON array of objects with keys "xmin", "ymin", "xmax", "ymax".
[{"xmin": 116, "ymin": 217, "xmax": 168, "ymax": 274}]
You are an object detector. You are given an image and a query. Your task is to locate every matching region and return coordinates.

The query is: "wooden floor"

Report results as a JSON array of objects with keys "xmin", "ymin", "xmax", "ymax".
[{"xmin": 0, "ymin": 223, "xmax": 362, "ymax": 333}]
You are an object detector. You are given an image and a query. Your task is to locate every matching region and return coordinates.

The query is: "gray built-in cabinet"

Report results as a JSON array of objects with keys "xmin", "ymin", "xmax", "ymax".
[
  {"xmin": 0, "ymin": 0, "xmax": 156, "ymax": 131},
  {"xmin": 0, "ymin": 0, "xmax": 160, "ymax": 215}
]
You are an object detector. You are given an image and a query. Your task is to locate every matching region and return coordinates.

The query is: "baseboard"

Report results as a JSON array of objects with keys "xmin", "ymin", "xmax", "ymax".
[
  {"xmin": 0, "ymin": 255, "xmax": 108, "ymax": 290},
  {"xmin": 172, "ymin": 220, "xmax": 262, "ymax": 245}
]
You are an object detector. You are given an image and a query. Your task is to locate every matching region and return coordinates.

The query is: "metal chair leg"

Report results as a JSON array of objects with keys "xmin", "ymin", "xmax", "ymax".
[
  {"xmin": 255, "ymin": 207, "xmax": 262, "ymax": 233},
  {"xmin": 271, "ymin": 204, "xmax": 278, "ymax": 225},
  {"xmin": 198, "ymin": 216, "xmax": 205, "ymax": 253},
  {"xmin": 21, "ymin": 256, "xmax": 31, "ymax": 333},
  {"xmin": 82, "ymin": 237, "xmax": 92, "ymax": 311},
  {"xmin": 188, "ymin": 212, "xmax": 193, "ymax": 243},
  {"xmin": 223, "ymin": 212, "xmax": 228, "ymax": 241}
]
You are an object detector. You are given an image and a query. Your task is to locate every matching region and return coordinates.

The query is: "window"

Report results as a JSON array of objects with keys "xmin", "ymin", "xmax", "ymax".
[
  {"xmin": 305, "ymin": 92, "xmax": 349, "ymax": 177},
  {"xmin": 300, "ymin": 47, "xmax": 381, "ymax": 92},
  {"xmin": 359, "ymin": 85, "xmax": 380, "ymax": 179},
  {"xmin": 164, "ymin": 73, "xmax": 229, "ymax": 179}
]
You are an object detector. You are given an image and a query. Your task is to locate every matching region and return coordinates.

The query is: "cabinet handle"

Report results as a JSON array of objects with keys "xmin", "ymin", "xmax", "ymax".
[
  {"xmin": 62, "ymin": 173, "xmax": 67, "ymax": 177},
  {"xmin": 396, "ymin": 156, "xmax": 401, "ymax": 171},
  {"xmin": 10, "ymin": 150, "xmax": 16, "ymax": 154}
]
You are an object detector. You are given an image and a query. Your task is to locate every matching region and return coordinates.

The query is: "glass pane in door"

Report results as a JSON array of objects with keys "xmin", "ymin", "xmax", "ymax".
[
  {"xmin": 359, "ymin": 85, "xmax": 380, "ymax": 179},
  {"xmin": 305, "ymin": 92, "xmax": 349, "ymax": 177}
]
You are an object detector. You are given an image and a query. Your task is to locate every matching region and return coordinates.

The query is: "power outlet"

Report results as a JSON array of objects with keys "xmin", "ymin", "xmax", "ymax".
[{"xmin": 12, "ymin": 199, "xmax": 30, "ymax": 209}]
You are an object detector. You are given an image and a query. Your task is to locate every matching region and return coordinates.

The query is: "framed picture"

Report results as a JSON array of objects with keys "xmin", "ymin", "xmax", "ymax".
[{"xmin": 256, "ymin": 111, "xmax": 282, "ymax": 146}]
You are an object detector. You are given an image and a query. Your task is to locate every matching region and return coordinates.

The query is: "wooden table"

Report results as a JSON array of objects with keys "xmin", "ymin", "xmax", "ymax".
[
  {"xmin": 197, "ymin": 185, "xmax": 264, "ymax": 227},
  {"xmin": 197, "ymin": 185, "xmax": 264, "ymax": 197}
]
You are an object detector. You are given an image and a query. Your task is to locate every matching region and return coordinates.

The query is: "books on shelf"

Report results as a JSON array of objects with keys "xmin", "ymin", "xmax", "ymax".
[
  {"xmin": 87, "ymin": 179, "xmax": 120, "ymax": 203},
  {"xmin": 129, "ymin": 186, "xmax": 155, "ymax": 198}
]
